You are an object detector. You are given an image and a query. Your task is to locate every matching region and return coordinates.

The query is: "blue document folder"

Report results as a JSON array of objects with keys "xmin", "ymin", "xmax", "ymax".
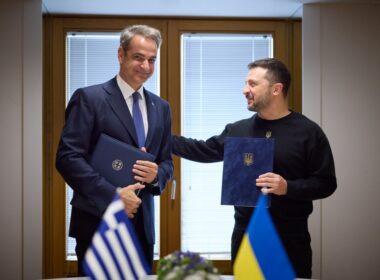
[
  {"xmin": 221, "ymin": 137, "xmax": 274, "ymax": 207},
  {"xmin": 89, "ymin": 133, "xmax": 155, "ymax": 187}
]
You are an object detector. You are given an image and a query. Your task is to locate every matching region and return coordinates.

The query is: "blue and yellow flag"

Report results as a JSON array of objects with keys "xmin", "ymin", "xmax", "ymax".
[{"xmin": 233, "ymin": 194, "xmax": 295, "ymax": 280}]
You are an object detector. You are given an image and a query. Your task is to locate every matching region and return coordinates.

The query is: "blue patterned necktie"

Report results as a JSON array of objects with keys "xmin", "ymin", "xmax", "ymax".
[{"xmin": 132, "ymin": 91, "xmax": 145, "ymax": 148}]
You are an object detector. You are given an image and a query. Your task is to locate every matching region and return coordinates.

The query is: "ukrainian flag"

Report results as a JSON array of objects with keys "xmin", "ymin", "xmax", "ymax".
[{"xmin": 233, "ymin": 194, "xmax": 295, "ymax": 280}]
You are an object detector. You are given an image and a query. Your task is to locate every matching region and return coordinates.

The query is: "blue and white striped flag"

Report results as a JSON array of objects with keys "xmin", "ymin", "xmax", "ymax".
[{"xmin": 83, "ymin": 193, "xmax": 151, "ymax": 280}]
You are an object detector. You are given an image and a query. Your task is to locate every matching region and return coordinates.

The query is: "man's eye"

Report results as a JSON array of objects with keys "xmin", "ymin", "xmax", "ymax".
[
  {"xmin": 148, "ymin": 58, "xmax": 156, "ymax": 64},
  {"xmin": 134, "ymin": 55, "xmax": 145, "ymax": 61}
]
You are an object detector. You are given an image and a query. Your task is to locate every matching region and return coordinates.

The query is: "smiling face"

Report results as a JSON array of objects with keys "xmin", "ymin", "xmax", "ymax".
[
  {"xmin": 118, "ymin": 34, "xmax": 158, "ymax": 90},
  {"xmin": 243, "ymin": 67, "xmax": 273, "ymax": 113}
]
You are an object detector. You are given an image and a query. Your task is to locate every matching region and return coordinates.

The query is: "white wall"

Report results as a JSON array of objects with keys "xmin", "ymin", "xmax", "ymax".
[
  {"xmin": 303, "ymin": 3, "xmax": 380, "ymax": 279},
  {"xmin": 0, "ymin": 0, "xmax": 42, "ymax": 279}
]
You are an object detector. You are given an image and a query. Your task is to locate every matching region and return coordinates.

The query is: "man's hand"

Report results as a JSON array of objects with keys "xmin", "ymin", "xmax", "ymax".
[
  {"xmin": 133, "ymin": 147, "xmax": 158, "ymax": 184},
  {"xmin": 118, "ymin": 183, "xmax": 145, "ymax": 218},
  {"xmin": 256, "ymin": 172, "xmax": 288, "ymax": 195}
]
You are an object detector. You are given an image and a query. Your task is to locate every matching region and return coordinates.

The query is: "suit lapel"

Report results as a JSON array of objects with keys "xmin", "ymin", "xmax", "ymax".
[
  {"xmin": 144, "ymin": 89, "xmax": 157, "ymax": 149},
  {"xmin": 103, "ymin": 78, "xmax": 139, "ymax": 146}
]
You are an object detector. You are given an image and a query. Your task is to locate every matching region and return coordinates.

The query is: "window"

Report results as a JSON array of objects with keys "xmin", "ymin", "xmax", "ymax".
[
  {"xmin": 180, "ymin": 33, "xmax": 273, "ymax": 259},
  {"xmin": 44, "ymin": 17, "xmax": 300, "ymax": 277},
  {"xmin": 65, "ymin": 32, "xmax": 161, "ymax": 260}
]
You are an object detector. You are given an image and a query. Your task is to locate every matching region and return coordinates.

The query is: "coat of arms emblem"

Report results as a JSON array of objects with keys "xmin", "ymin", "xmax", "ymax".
[
  {"xmin": 244, "ymin": 153, "xmax": 254, "ymax": 166},
  {"xmin": 112, "ymin": 159, "xmax": 123, "ymax": 171}
]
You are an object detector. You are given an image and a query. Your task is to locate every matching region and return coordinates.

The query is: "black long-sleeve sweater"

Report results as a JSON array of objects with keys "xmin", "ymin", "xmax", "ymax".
[{"xmin": 172, "ymin": 111, "xmax": 337, "ymax": 233}]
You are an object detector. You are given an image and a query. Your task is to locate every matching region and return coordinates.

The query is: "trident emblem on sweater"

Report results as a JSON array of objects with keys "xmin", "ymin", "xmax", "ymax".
[
  {"xmin": 244, "ymin": 153, "xmax": 254, "ymax": 166},
  {"xmin": 266, "ymin": 131, "xmax": 272, "ymax": 138}
]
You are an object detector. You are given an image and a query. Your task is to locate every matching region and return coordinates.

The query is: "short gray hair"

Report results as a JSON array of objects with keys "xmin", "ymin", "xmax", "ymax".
[{"xmin": 120, "ymin": 25, "xmax": 162, "ymax": 51}]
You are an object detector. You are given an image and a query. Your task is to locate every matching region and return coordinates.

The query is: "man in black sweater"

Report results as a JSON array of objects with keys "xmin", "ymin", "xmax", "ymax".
[{"xmin": 172, "ymin": 58, "xmax": 337, "ymax": 278}]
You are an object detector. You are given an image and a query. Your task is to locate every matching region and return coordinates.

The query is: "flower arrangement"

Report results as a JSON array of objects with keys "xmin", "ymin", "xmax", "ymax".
[{"xmin": 157, "ymin": 251, "xmax": 221, "ymax": 280}]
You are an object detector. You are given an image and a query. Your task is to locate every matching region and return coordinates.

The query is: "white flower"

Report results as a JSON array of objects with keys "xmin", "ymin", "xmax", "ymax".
[{"xmin": 164, "ymin": 271, "xmax": 179, "ymax": 280}]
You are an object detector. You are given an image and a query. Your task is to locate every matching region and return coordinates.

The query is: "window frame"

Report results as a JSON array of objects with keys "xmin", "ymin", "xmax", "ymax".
[
  {"xmin": 43, "ymin": 17, "xmax": 168, "ymax": 277},
  {"xmin": 43, "ymin": 16, "xmax": 301, "ymax": 278},
  {"xmin": 167, "ymin": 18, "xmax": 301, "ymax": 273}
]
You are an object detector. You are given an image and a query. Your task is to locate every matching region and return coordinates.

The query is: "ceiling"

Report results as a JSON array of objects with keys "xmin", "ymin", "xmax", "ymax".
[{"xmin": 42, "ymin": 0, "xmax": 380, "ymax": 19}]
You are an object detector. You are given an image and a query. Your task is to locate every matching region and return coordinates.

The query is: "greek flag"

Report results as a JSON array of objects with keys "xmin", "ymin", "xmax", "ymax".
[{"xmin": 83, "ymin": 194, "xmax": 151, "ymax": 280}]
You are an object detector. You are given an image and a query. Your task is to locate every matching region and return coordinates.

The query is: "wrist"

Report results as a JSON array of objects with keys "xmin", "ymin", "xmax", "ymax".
[{"xmin": 151, "ymin": 176, "xmax": 159, "ymax": 187}]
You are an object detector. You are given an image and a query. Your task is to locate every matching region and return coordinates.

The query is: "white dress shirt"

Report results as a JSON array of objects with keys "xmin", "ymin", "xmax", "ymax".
[{"xmin": 116, "ymin": 74, "xmax": 148, "ymax": 138}]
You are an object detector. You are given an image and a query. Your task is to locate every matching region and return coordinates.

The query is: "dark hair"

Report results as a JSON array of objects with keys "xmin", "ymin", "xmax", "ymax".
[
  {"xmin": 120, "ymin": 25, "xmax": 162, "ymax": 52},
  {"xmin": 248, "ymin": 58, "xmax": 291, "ymax": 97}
]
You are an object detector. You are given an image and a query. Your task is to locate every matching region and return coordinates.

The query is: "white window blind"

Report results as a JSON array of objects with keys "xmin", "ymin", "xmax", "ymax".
[
  {"xmin": 180, "ymin": 33, "xmax": 273, "ymax": 259},
  {"xmin": 65, "ymin": 32, "xmax": 161, "ymax": 260}
]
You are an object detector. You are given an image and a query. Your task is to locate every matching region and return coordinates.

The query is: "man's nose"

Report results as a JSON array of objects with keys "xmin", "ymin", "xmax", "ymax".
[
  {"xmin": 243, "ymin": 85, "xmax": 249, "ymax": 96},
  {"xmin": 140, "ymin": 59, "xmax": 150, "ymax": 70}
]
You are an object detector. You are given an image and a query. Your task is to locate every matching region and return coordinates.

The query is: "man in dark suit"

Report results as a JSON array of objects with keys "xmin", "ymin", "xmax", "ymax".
[
  {"xmin": 172, "ymin": 58, "xmax": 337, "ymax": 278},
  {"xmin": 56, "ymin": 25, "xmax": 173, "ymax": 275}
]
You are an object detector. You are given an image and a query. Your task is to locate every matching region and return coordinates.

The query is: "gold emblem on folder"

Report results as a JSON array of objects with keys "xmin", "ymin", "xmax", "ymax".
[
  {"xmin": 266, "ymin": 131, "xmax": 272, "ymax": 138},
  {"xmin": 244, "ymin": 153, "xmax": 254, "ymax": 166}
]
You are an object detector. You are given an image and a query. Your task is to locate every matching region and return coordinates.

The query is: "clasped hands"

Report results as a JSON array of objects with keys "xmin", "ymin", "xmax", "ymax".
[
  {"xmin": 256, "ymin": 172, "xmax": 288, "ymax": 195},
  {"xmin": 119, "ymin": 157, "xmax": 158, "ymax": 218}
]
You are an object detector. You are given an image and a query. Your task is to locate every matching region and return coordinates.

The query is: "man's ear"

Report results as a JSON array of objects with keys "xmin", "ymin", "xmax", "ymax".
[
  {"xmin": 272, "ymin": 83, "xmax": 284, "ymax": 96},
  {"xmin": 117, "ymin": 47, "xmax": 125, "ymax": 64}
]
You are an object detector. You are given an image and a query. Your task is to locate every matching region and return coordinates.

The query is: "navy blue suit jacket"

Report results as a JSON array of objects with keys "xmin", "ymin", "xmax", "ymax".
[{"xmin": 56, "ymin": 77, "xmax": 173, "ymax": 245}]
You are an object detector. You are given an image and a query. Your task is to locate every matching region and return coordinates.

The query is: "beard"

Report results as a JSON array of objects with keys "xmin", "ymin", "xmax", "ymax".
[{"xmin": 248, "ymin": 90, "xmax": 271, "ymax": 112}]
